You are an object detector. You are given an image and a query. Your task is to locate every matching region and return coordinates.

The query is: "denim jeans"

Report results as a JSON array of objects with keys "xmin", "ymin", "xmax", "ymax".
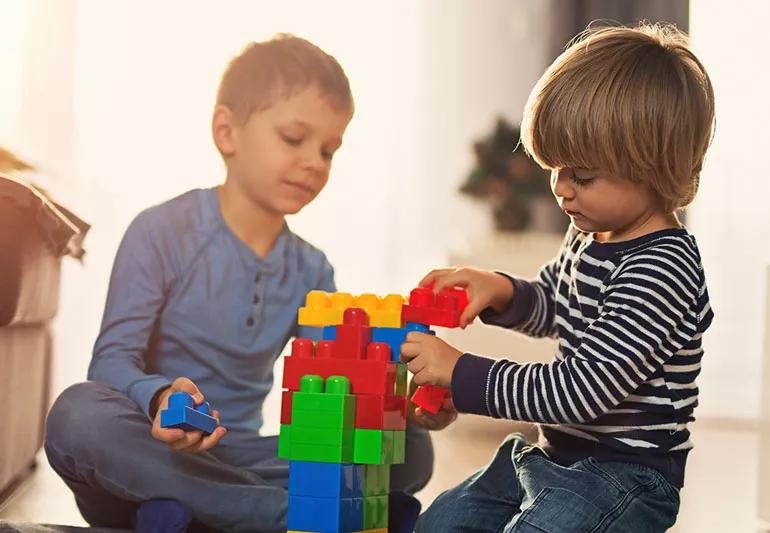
[
  {"xmin": 415, "ymin": 433, "xmax": 680, "ymax": 533},
  {"xmin": 45, "ymin": 382, "xmax": 434, "ymax": 532}
]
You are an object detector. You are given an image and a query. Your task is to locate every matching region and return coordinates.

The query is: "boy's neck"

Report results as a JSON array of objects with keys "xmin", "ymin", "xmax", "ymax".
[
  {"xmin": 595, "ymin": 211, "xmax": 680, "ymax": 243},
  {"xmin": 217, "ymin": 183, "xmax": 285, "ymax": 259}
]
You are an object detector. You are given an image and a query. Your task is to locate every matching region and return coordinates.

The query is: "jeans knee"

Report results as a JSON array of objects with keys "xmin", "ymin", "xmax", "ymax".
[{"xmin": 45, "ymin": 381, "xmax": 120, "ymax": 459}]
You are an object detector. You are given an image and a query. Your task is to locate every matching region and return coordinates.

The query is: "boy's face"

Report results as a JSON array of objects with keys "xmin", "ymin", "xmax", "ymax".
[
  {"xmin": 218, "ymin": 85, "xmax": 352, "ymax": 217},
  {"xmin": 551, "ymin": 167, "xmax": 663, "ymax": 240}
]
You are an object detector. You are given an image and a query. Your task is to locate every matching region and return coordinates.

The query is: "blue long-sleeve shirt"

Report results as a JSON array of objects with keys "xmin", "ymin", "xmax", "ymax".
[
  {"xmin": 89, "ymin": 188, "xmax": 335, "ymax": 435},
  {"xmin": 452, "ymin": 226, "xmax": 713, "ymax": 487}
]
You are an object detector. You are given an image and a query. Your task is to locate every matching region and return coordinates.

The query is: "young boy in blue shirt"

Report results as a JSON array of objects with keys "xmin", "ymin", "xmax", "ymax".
[
  {"xmin": 44, "ymin": 35, "xmax": 450, "ymax": 532},
  {"xmin": 402, "ymin": 24, "xmax": 715, "ymax": 532}
]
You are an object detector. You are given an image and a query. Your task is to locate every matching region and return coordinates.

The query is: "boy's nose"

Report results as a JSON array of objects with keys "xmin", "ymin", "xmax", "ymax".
[{"xmin": 551, "ymin": 169, "xmax": 575, "ymax": 200}]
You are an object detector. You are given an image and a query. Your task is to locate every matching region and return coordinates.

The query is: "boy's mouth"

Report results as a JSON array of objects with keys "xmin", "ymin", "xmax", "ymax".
[{"xmin": 282, "ymin": 180, "xmax": 316, "ymax": 196}]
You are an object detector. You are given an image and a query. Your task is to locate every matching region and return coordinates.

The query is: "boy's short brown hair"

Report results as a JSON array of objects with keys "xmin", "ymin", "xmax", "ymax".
[
  {"xmin": 217, "ymin": 33, "xmax": 353, "ymax": 123},
  {"xmin": 521, "ymin": 23, "xmax": 715, "ymax": 212}
]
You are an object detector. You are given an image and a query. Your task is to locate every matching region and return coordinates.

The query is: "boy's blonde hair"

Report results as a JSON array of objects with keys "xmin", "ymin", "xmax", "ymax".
[
  {"xmin": 217, "ymin": 33, "xmax": 353, "ymax": 123},
  {"xmin": 521, "ymin": 23, "xmax": 715, "ymax": 212}
]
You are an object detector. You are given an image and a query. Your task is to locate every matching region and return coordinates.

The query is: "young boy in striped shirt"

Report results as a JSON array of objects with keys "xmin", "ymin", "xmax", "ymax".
[{"xmin": 403, "ymin": 23, "xmax": 715, "ymax": 532}]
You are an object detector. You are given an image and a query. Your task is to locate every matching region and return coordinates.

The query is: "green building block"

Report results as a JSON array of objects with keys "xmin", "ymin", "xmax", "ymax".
[
  {"xmin": 279, "ymin": 424, "xmax": 355, "ymax": 462},
  {"xmin": 289, "ymin": 442, "xmax": 353, "ymax": 463},
  {"xmin": 278, "ymin": 424, "xmax": 291, "ymax": 459},
  {"xmin": 391, "ymin": 430, "xmax": 405, "ymax": 464},
  {"xmin": 364, "ymin": 495, "xmax": 389, "ymax": 529},
  {"xmin": 395, "ymin": 363, "xmax": 407, "ymax": 397},
  {"xmin": 291, "ymin": 374, "xmax": 356, "ymax": 429},
  {"xmin": 293, "ymin": 392, "xmax": 355, "ymax": 414},
  {"xmin": 353, "ymin": 429, "xmax": 394, "ymax": 464},
  {"xmin": 290, "ymin": 426, "xmax": 354, "ymax": 448},
  {"xmin": 292, "ymin": 404, "xmax": 355, "ymax": 429},
  {"xmin": 364, "ymin": 465, "xmax": 390, "ymax": 496}
]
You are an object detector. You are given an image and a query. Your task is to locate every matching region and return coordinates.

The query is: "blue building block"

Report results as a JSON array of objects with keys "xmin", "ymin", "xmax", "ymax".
[
  {"xmin": 298, "ymin": 325, "xmax": 325, "ymax": 342},
  {"xmin": 287, "ymin": 495, "xmax": 363, "ymax": 533},
  {"xmin": 289, "ymin": 461, "xmax": 364, "ymax": 499},
  {"xmin": 322, "ymin": 325, "xmax": 337, "ymax": 341},
  {"xmin": 160, "ymin": 391, "xmax": 217, "ymax": 435},
  {"xmin": 371, "ymin": 323, "xmax": 434, "ymax": 362}
]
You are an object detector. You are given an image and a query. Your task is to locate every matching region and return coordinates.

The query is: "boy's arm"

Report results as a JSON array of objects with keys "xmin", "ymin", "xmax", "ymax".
[
  {"xmin": 477, "ymin": 229, "xmax": 575, "ymax": 339},
  {"xmin": 452, "ymin": 254, "xmax": 702, "ymax": 424},
  {"xmin": 88, "ymin": 213, "xmax": 174, "ymax": 420}
]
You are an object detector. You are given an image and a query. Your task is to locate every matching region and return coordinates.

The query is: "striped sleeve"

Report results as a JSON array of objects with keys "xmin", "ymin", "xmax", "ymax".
[
  {"xmin": 479, "ymin": 229, "xmax": 576, "ymax": 339},
  {"xmin": 453, "ymin": 251, "xmax": 702, "ymax": 423}
]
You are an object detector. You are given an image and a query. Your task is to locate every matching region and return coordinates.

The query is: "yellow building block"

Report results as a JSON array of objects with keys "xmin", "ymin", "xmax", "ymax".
[
  {"xmin": 354, "ymin": 293, "xmax": 404, "ymax": 328},
  {"xmin": 298, "ymin": 291, "xmax": 355, "ymax": 327},
  {"xmin": 298, "ymin": 291, "xmax": 405, "ymax": 328}
]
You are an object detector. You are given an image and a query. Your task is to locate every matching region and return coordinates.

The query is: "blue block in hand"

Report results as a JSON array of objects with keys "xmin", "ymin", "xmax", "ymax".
[{"xmin": 160, "ymin": 391, "xmax": 217, "ymax": 435}]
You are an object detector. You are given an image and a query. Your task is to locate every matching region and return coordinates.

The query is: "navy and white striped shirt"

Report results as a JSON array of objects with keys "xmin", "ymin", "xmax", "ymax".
[{"xmin": 452, "ymin": 226, "xmax": 713, "ymax": 486}]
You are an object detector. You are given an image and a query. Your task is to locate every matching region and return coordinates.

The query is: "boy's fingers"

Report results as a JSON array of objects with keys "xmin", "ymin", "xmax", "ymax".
[
  {"xmin": 459, "ymin": 300, "xmax": 487, "ymax": 328},
  {"xmin": 442, "ymin": 397, "xmax": 456, "ymax": 412},
  {"xmin": 171, "ymin": 430, "xmax": 203, "ymax": 450},
  {"xmin": 171, "ymin": 377, "xmax": 204, "ymax": 404},
  {"xmin": 154, "ymin": 426, "xmax": 185, "ymax": 443},
  {"xmin": 419, "ymin": 269, "xmax": 451, "ymax": 288},
  {"xmin": 189, "ymin": 426, "xmax": 227, "ymax": 453}
]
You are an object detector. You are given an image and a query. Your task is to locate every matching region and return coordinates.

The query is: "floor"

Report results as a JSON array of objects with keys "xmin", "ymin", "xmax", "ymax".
[{"xmin": 0, "ymin": 417, "xmax": 764, "ymax": 532}]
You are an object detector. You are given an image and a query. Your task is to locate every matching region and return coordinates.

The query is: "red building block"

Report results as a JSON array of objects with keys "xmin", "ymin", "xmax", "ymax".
[
  {"xmin": 355, "ymin": 394, "xmax": 407, "ymax": 430},
  {"xmin": 281, "ymin": 389, "xmax": 293, "ymax": 425},
  {"xmin": 334, "ymin": 307, "xmax": 372, "ymax": 359},
  {"xmin": 402, "ymin": 286, "xmax": 469, "ymax": 328},
  {"xmin": 283, "ymin": 339, "xmax": 397, "ymax": 396},
  {"xmin": 411, "ymin": 385, "xmax": 448, "ymax": 415}
]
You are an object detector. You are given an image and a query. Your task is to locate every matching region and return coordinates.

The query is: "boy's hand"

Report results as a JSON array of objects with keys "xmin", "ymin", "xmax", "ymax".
[
  {"xmin": 408, "ymin": 395, "xmax": 458, "ymax": 431},
  {"xmin": 150, "ymin": 377, "xmax": 227, "ymax": 453},
  {"xmin": 401, "ymin": 332, "xmax": 463, "ymax": 388},
  {"xmin": 419, "ymin": 267, "xmax": 514, "ymax": 328}
]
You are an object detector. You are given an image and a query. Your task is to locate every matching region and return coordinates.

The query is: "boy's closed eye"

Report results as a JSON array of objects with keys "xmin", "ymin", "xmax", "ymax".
[
  {"xmin": 279, "ymin": 129, "xmax": 339, "ymax": 161},
  {"xmin": 569, "ymin": 168, "xmax": 598, "ymax": 187}
]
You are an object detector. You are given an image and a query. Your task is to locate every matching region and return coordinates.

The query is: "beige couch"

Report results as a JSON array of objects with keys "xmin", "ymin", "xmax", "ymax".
[{"xmin": 0, "ymin": 174, "xmax": 87, "ymax": 504}]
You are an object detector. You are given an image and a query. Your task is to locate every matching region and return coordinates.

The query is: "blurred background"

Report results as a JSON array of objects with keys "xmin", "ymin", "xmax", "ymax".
[{"xmin": 0, "ymin": 0, "xmax": 769, "ymax": 531}]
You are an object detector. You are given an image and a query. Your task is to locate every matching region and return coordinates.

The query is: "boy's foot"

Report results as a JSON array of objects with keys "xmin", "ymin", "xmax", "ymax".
[
  {"xmin": 388, "ymin": 491, "xmax": 422, "ymax": 533},
  {"xmin": 134, "ymin": 499, "xmax": 193, "ymax": 533}
]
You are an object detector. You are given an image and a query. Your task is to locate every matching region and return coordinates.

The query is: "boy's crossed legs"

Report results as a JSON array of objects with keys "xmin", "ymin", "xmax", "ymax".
[
  {"xmin": 415, "ymin": 433, "xmax": 679, "ymax": 533},
  {"xmin": 45, "ymin": 382, "xmax": 433, "ymax": 532}
]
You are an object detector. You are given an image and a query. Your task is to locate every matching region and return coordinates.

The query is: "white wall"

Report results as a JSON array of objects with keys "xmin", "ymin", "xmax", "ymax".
[
  {"xmin": 689, "ymin": 0, "xmax": 770, "ymax": 420},
  {"xmin": 2, "ymin": 0, "xmax": 551, "ymax": 398}
]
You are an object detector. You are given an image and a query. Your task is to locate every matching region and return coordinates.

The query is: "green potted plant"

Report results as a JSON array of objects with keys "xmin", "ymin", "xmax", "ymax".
[{"xmin": 460, "ymin": 118, "xmax": 568, "ymax": 233}]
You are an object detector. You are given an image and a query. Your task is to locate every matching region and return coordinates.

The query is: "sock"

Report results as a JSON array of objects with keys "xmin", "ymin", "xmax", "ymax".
[{"xmin": 135, "ymin": 499, "xmax": 193, "ymax": 533}]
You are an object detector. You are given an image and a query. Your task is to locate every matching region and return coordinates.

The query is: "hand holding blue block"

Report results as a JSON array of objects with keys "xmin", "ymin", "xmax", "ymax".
[{"xmin": 160, "ymin": 391, "xmax": 218, "ymax": 435}]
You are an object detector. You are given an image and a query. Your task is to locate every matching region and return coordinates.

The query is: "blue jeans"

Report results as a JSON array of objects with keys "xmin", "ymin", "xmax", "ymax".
[
  {"xmin": 416, "ymin": 433, "xmax": 680, "ymax": 533},
  {"xmin": 45, "ymin": 382, "xmax": 434, "ymax": 532}
]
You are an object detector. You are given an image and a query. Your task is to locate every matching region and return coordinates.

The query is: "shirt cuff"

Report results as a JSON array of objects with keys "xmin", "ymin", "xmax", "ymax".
[
  {"xmin": 478, "ymin": 274, "xmax": 537, "ymax": 328},
  {"xmin": 451, "ymin": 353, "xmax": 495, "ymax": 416},
  {"xmin": 127, "ymin": 376, "xmax": 173, "ymax": 420}
]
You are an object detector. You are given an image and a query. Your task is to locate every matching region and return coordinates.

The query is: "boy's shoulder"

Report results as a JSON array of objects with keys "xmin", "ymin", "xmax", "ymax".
[{"xmin": 133, "ymin": 188, "xmax": 214, "ymax": 233}]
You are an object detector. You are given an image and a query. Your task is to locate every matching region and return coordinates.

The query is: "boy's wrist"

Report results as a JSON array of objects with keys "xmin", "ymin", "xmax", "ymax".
[
  {"xmin": 150, "ymin": 386, "xmax": 172, "ymax": 418},
  {"xmin": 489, "ymin": 273, "xmax": 515, "ymax": 312}
]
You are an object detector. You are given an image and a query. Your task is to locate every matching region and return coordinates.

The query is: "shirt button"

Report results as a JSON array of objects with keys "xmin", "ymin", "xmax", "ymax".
[
  {"xmin": 246, "ymin": 316, "xmax": 255, "ymax": 327},
  {"xmin": 253, "ymin": 294, "xmax": 260, "ymax": 305}
]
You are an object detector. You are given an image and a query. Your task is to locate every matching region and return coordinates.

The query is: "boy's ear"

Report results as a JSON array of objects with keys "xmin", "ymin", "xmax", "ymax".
[{"xmin": 212, "ymin": 105, "xmax": 237, "ymax": 157}]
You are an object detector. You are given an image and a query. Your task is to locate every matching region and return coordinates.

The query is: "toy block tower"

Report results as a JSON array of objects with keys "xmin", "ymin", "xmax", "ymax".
[{"xmin": 280, "ymin": 289, "xmax": 467, "ymax": 533}]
